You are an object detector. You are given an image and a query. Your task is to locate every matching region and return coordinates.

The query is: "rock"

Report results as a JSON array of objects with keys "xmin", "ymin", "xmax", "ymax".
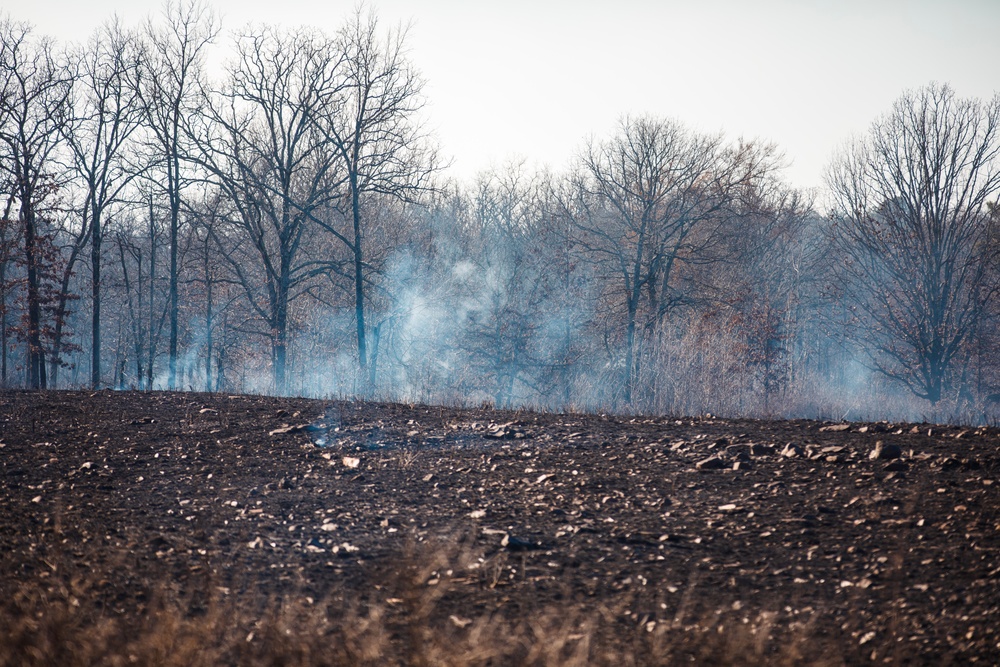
[
  {"xmin": 484, "ymin": 422, "xmax": 526, "ymax": 439},
  {"xmin": 730, "ymin": 449, "xmax": 752, "ymax": 462},
  {"xmin": 937, "ymin": 456, "xmax": 960, "ymax": 470},
  {"xmin": 869, "ymin": 441, "xmax": 902, "ymax": 460},
  {"xmin": 883, "ymin": 460, "xmax": 908, "ymax": 472},
  {"xmin": 331, "ymin": 542, "xmax": 359, "ymax": 557},
  {"xmin": 750, "ymin": 443, "xmax": 775, "ymax": 456},
  {"xmin": 502, "ymin": 534, "xmax": 543, "ymax": 551},
  {"xmin": 819, "ymin": 424, "xmax": 851, "ymax": 432},
  {"xmin": 269, "ymin": 424, "xmax": 308, "ymax": 436},
  {"xmin": 696, "ymin": 456, "xmax": 726, "ymax": 470},
  {"xmin": 450, "ymin": 615, "xmax": 473, "ymax": 628},
  {"xmin": 781, "ymin": 443, "xmax": 804, "ymax": 458}
]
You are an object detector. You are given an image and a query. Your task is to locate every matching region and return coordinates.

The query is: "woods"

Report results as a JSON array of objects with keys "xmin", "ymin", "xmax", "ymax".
[{"xmin": 1, "ymin": 4, "xmax": 999, "ymax": 422}]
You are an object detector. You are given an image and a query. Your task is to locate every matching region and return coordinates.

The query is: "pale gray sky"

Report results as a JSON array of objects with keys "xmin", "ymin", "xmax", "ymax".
[{"xmin": 11, "ymin": 0, "xmax": 1000, "ymax": 191}]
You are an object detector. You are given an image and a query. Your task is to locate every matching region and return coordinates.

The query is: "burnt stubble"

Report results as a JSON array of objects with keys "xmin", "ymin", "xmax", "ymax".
[{"xmin": 1, "ymin": 390, "xmax": 998, "ymax": 665}]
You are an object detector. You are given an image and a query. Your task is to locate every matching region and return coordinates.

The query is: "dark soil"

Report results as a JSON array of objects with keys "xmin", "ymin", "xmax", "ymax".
[{"xmin": 1, "ymin": 390, "xmax": 999, "ymax": 665}]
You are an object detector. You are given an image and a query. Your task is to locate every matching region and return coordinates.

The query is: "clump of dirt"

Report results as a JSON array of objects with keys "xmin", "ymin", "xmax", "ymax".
[{"xmin": 1, "ymin": 390, "xmax": 998, "ymax": 665}]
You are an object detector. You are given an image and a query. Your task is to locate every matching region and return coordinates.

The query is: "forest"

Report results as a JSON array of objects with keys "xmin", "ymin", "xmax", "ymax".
[{"xmin": 2, "ymin": 2, "xmax": 1000, "ymax": 423}]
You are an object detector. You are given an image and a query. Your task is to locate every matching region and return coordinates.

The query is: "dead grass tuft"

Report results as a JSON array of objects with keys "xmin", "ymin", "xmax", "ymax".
[{"xmin": 0, "ymin": 532, "xmax": 877, "ymax": 666}]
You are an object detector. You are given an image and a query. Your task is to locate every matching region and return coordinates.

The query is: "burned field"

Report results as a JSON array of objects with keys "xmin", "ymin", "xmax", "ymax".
[{"xmin": 1, "ymin": 391, "xmax": 999, "ymax": 665}]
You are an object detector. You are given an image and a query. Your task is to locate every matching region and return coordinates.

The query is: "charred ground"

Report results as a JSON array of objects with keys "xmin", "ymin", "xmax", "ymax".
[{"xmin": 1, "ymin": 390, "xmax": 999, "ymax": 665}]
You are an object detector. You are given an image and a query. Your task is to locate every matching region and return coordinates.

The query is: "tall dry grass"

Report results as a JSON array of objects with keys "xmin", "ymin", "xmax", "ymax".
[{"xmin": 0, "ymin": 534, "xmax": 881, "ymax": 666}]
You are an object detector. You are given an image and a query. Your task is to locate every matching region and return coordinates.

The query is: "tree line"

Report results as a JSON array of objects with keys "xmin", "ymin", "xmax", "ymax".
[{"xmin": 2, "ymin": 2, "xmax": 999, "ymax": 422}]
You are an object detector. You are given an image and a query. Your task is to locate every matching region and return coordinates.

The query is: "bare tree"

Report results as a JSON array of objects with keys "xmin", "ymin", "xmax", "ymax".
[
  {"xmin": 826, "ymin": 83, "xmax": 1000, "ymax": 404},
  {"xmin": 60, "ymin": 19, "xmax": 144, "ymax": 388},
  {"xmin": 460, "ymin": 164, "xmax": 549, "ymax": 407},
  {"xmin": 566, "ymin": 116, "xmax": 779, "ymax": 404},
  {"xmin": 687, "ymin": 184, "xmax": 813, "ymax": 415},
  {"xmin": 0, "ymin": 19, "xmax": 72, "ymax": 389},
  {"xmin": 319, "ymin": 9, "xmax": 441, "ymax": 391},
  {"xmin": 0, "ymin": 202, "xmax": 20, "ymax": 386},
  {"xmin": 108, "ymin": 194, "xmax": 169, "ymax": 390},
  {"xmin": 190, "ymin": 26, "xmax": 346, "ymax": 393},
  {"xmin": 137, "ymin": 0, "xmax": 218, "ymax": 390}
]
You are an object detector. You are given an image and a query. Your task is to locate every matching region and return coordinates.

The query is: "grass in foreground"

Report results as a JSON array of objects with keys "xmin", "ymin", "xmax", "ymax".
[{"xmin": 1, "ymin": 536, "xmax": 896, "ymax": 666}]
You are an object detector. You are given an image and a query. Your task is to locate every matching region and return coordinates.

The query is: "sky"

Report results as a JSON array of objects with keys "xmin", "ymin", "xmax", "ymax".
[{"xmin": 10, "ymin": 0, "xmax": 1000, "ymax": 193}]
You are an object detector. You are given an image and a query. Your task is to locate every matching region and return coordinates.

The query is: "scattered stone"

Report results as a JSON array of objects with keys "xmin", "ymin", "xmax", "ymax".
[
  {"xmin": 269, "ymin": 424, "xmax": 308, "ymax": 436},
  {"xmin": 450, "ymin": 615, "xmax": 473, "ymax": 628},
  {"xmin": 696, "ymin": 456, "xmax": 727, "ymax": 470},
  {"xmin": 938, "ymin": 456, "xmax": 961, "ymax": 470},
  {"xmin": 781, "ymin": 443, "xmax": 804, "ymax": 458},
  {"xmin": 869, "ymin": 441, "xmax": 902, "ymax": 460},
  {"xmin": 331, "ymin": 542, "xmax": 359, "ymax": 556},
  {"xmin": 484, "ymin": 422, "xmax": 526, "ymax": 439},
  {"xmin": 5, "ymin": 391, "xmax": 1000, "ymax": 662},
  {"xmin": 820, "ymin": 424, "xmax": 851, "ymax": 432},
  {"xmin": 501, "ymin": 534, "xmax": 543, "ymax": 551}
]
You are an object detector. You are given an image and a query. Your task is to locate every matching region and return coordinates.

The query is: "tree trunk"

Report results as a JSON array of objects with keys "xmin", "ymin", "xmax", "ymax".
[
  {"xmin": 624, "ymin": 304, "xmax": 636, "ymax": 405},
  {"xmin": 91, "ymin": 208, "xmax": 102, "ymax": 388},
  {"xmin": 168, "ymin": 164, "xmax": 179, "ymax": 390},
  {"xmin": 148, "ymin": 197, "xmax": 156, "ymax": 390},
  {"xmin": 273, "ymin": 277, "xmax": 288, "ymax": 395},
  {"xmin": 204, "ymin": 266, "xmax": 212, "ymax": 393},
  {"xmin": 1, "ymin": 293, "xmax": 6, "ymax": 387},
  {"xmin": 351, "ymin": 174, "xmax": 367, "ymax": 392},
  {"xmin": 22, "ymin": 200, "xmax": 45, "ymax": 390}
]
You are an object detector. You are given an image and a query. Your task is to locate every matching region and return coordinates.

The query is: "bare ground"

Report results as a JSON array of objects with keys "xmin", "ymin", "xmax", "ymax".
[{"xmin": 1, "ymin": 390, "xmax": 998, "ymax": 665}]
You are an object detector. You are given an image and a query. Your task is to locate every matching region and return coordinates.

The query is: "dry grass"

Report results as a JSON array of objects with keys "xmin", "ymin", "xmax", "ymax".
[{"xmin": 0, "ymin": 534, "xmax": 870, "ymax": 667}]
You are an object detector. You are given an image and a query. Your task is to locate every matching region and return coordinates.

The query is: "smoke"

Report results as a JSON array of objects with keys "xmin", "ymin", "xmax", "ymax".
[{"xmin": 92, "ymin": 171, "xmax": 999, "ymax": 427}]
